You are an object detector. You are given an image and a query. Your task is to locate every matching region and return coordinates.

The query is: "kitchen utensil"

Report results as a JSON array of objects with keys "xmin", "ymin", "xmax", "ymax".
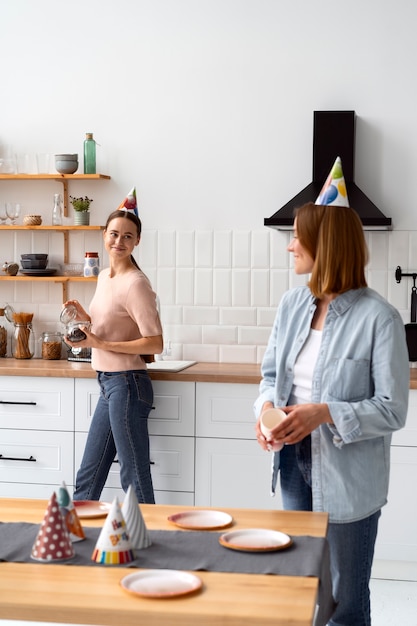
[
  {"xmin": 55, "ymin": 153, "xmax": 78, "ymax": 174},
  {"xmin": 20, "ymin": 258, "xmax": 48, "ymax": 269},
  {"xmin": 405, "ymin": 278, "xmax": 417, "ymax": 361},
  {"xmin": 5, "ymin": 203, "xmax": 21, "ymax": 225}
]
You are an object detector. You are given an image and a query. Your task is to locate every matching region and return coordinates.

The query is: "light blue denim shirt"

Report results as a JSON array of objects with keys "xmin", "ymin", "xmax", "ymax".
[{"xmin": 254, "ymin": 286, "xmax": 409, "ymax": 523}]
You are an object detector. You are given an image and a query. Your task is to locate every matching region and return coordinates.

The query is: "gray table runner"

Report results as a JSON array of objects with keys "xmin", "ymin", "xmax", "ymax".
[{"xmin": 0, "ymin": 523, "xmax": 336, "ymax": 625}]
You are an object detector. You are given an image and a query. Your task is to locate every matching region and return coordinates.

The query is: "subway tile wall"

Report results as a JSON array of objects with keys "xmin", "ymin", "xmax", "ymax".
[{"xmin": 0, "ymin": 228, "xmax": 414, "ymax": 363}]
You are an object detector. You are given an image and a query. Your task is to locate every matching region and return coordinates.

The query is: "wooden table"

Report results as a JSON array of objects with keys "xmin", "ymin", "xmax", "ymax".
[{"xmin": 0, "ymin": 499, "xmax": 330, "ymax": 626}]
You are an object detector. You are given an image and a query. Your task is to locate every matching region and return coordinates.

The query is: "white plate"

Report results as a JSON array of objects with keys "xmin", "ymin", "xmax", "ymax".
[
  {"xmin": 73, "ymin": 500, "xmax": 111, "ymax": 519},
  {"xmin": 120, "ymin": 569, "xmax": 203, "ymax": 598},
  {"xmin": 168, "ymin": 509, "xmax": 233, "ymax": 530},
  {"xmin": 219, "ymin": 528, "xmax": 292, "ymax": 552}
]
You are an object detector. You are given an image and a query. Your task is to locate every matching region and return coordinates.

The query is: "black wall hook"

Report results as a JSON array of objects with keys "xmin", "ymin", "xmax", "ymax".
[{"xmin": 395, "ymin": 266, "xmax": 417, "ymax": 284}]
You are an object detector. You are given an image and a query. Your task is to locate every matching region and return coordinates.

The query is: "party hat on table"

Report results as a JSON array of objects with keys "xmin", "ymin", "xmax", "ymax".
[
  {"xmin": 31, "ymin": 491, "xmax": 75, "ymax": 562},
  {"xmin": 91, "ymin": 496, "xmax": 134, "ymax": 565},
  {"xmin": 121, "ymin": 484, "xmax": 152, "ymax": 553},
  {"xmin": 57, "ymin": 481, "xmax": 85, "ymax": 543},
  {"xmin": 315, "ymin": 156, "xmax": 350, "ymax": 207},
  {"xmin": 117, "ymin": 186, "xmax": 138, "ymax": 217}
]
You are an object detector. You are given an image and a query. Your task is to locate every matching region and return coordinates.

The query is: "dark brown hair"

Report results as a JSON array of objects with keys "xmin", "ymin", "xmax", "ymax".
[
  {"xmin": 294, "ymin": 202, "xmax": 368, "ymax": 298},
  {"xmin": 105, "ymin": 209, "xmax": 142, "ymax": 269}
]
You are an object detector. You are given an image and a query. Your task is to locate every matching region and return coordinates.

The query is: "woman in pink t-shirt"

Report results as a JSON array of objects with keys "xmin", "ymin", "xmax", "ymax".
[{"xmin": 65, "ymin": 209, "xmax": 163, "ymax": 503}]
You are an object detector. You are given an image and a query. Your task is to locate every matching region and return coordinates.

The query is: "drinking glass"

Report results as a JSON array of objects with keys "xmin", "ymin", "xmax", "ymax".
[
  {"xmin": 0, "ymin": 203, "xmax": 8, "ymax": 224},
  {"xmin": 5, "ymin": 202, "xmax": 21, "ymax": 224}
]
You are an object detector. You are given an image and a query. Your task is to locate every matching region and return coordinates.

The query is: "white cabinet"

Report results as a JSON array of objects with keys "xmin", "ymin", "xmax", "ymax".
[
  {"xmin": 373, "ymin": 390, "xmax": 417, "ymax": 581},
  {"xmin": 0, "ymin": 377, "xmax": 74, "ymax": 497},
  {"xmin": 74, "ymin": 378, "xmax": 195, "ymax": 505},
  {"xmin": 194, "ymin": 382, "xmax": 282, "ymax": 510}
]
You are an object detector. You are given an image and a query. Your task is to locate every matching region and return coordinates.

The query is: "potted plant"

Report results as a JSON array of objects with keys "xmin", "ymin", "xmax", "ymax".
[{"xmin": 69, "ymin": 195, "xmax": 93, "ymax": 225}]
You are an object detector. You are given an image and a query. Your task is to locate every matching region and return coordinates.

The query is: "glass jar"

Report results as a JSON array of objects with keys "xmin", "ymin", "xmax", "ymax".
[
  {"xmin": 12, "ymin": 323, "xmax": 35, "ymax": 359},
  {"xmin": 41, "ymin": 331, "xmax": 63, "ymax": 360},
  {"xmin": 84, "ymin": 252, "xmax": 99, "ymax": 277},
  {"xmin": 0, "ymin": 308, "xmax": 7, "ymax": 357},
  {"xmin": 60, "ymin": 304, "xmax": 90, "ymax": 343}
]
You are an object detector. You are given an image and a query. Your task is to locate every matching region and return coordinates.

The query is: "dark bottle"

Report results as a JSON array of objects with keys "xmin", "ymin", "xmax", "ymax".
[{"xmin": 83, "ymin": 132, "xmax": 96, "ymax": 174}]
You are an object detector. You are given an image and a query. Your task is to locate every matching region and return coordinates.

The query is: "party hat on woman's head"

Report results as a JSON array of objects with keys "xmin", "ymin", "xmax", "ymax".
[
  {"xmin": 315, "ymin": 156, "xmax": 350, "ymax": 207},
  {"xmin": 117, "ymin": 186, "xmax": 138, "ymax": 216}
]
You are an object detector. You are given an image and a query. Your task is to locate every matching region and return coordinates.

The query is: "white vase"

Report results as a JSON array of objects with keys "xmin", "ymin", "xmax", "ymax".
[{"xmin": 74, "ymin": 212, "xmax": 90, "ymax": 226}]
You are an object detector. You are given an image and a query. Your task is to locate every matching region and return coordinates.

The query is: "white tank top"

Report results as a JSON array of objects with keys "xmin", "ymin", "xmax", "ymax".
[{"xmin": 290, "ymin": 328, "xmax": 322, "ymax": 404}]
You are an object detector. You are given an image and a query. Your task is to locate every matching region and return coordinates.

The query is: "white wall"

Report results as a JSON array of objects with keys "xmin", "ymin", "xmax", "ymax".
[{"xmin": 1, "ymin": 0, "xmax": 417, "ymax": 361}]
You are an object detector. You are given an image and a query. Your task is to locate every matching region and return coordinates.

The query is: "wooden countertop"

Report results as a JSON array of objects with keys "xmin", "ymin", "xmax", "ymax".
[
  {"xmin": 0, "ymin": 359, "xmax": 262, "ymax": 384},
  {"xmin": 1, "ymin": 358, "xmax": 417, "ymax": 387}
]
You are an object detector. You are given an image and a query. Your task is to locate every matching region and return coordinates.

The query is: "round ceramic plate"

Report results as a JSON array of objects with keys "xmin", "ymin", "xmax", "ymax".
[
  {"xmin": 20, "ymin": 268, "xmax": 58, "ymax": 276},
  {"xmin": 120, "ymin": 569, "xmax": 203, "ymax": 598},
  {"xmin": 73, "ymin": 500, "xmax": 111, "ymax": 519},
  {"xmin": 168, "ymin": 509, "xmax": 233, "ymax": 530},
  {"xmin": 219, "ymin": 528, "xmax": 293, "ymax": 552}
]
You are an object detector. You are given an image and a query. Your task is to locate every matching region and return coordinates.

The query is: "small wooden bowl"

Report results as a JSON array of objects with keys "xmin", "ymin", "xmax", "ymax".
[{"xmin": 23, "ymin": 215, "xmax": 42, "ymax": 226}]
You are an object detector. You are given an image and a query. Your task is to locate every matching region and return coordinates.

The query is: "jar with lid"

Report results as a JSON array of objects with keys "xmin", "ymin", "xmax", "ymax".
[
  {"xmin": 0, "ymin": 308, "xmax": 7, "ymax": 357},
  {"xmin": 60, "ymin": 304, "xmax": 91, "ymax": 342},
  {"xmin": 41, "ymin": 331, "xmax": 63, "ymax": 360},
  {"xmin": 84, "ymin": 252, "xmax": 99, "ymax": 277},
  {"xmin": 12, "ymin": 322, "xmax": 35, "ymax": 359}
]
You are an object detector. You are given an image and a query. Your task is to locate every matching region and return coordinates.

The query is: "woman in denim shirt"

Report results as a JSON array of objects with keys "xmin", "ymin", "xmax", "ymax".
[{"xmin": 254, "ymin": 203, "xmax": 409, "ymax": 626}]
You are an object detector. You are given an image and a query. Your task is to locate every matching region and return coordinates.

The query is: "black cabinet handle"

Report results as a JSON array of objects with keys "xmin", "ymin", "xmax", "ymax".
[
  {"xmin": 0, "ymin": 454, "xmax": 36, "ymax": 462},
  {"xmin": 112, "ymin": 458, "xmax": 155, "ymax": 465},
  {"xmin": 0, "ymin": 400, "xmax": 37, "ymax": 405}
]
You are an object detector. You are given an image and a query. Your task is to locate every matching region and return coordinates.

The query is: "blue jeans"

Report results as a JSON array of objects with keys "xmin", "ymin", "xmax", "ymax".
[
  {"xmin": 279, "ymin": 441, "xmax": 380, "ymax": 626},
  {"xmin": 74, "ymin": 370, "xmax": 155, "ymax": 504}
]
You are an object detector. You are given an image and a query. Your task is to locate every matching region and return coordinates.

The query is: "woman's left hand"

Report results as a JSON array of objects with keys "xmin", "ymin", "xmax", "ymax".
[{"xmin": 270, "ymin": 403, "xmax": 333, "ymax": 445}]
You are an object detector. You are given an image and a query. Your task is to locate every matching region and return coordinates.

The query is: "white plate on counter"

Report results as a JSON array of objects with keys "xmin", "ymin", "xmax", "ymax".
[
  {"xmin": 120, "ymin": 569, "xmax": 203, "ymax": 598},
  {"xmin": 219, "ymin": 528, "xmax": 292, "ymax": 552},
  {"xmin": 168, "ymin": 509, "xmax": 233, "ymax": 530}
]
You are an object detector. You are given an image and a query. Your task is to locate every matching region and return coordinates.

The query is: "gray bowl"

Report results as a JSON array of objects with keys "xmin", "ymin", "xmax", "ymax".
[
  {"xmin": 21, "ymin": 254, "xmax": 48, "ymax": 260},
  {"xmin": 55, "ymin": 154, "xmax": 78, "ymax": 161},
  {"xmin": 21, "ymin": 259, "xmax": 48, "ymax": 269},
  {"xmin": 55, "ymin": 160, "xmax": 78, "ymax": 174}
]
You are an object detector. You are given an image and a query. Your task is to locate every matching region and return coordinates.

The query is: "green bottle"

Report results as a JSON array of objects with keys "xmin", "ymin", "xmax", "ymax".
[{"xmin": 83, "ymin": 132, "xmax": 96, "ymax": 174}]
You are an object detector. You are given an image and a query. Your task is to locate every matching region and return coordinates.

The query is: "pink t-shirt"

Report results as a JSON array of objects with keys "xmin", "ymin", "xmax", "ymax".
[{"xmin": 89, "ymin": 268, "xmax": 162, "ymax": 372}]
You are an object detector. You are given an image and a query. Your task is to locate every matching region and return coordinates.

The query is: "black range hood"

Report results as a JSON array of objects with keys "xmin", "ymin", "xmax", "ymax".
[{"xmin": 264, "ymin": 110, "xmax": 392, "ymax": 231}]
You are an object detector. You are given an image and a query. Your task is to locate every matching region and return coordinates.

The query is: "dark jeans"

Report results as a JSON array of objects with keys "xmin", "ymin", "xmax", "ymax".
[
  {"xmin": 74, "ymin": 370, "xmax": 155, "ymax": 504},
  {"xmin": 279, "ymin": 440, "xmax": 380, "ymax": 626}
]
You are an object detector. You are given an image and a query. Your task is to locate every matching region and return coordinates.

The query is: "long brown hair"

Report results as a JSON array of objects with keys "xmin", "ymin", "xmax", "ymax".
[
  {"xmin": 105, "ymin": 209, "xmax": 142, "ymax": 270},
  {"xmin": 294, "ymin": 203, "xmax": 368, "ymax": 298}
]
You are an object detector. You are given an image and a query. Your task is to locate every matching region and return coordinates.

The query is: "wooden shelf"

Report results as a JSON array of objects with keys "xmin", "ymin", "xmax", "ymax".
[
  {"xmin": 0, "ymin": 173, "xmax": 110, "ymax": 215},
  {"xmin": 0, "ymin": 225, "xmax": 104, "ymax": 231}
]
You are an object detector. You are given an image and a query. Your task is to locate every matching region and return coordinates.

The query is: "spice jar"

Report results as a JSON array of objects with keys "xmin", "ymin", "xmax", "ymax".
[
  {"xmin": 84, "ymin": 252, "xmax": 99, "ymax": 277},
  {"xmin": 0, "ymin": 308, "xmax": 7, "ymax": 357},
  {"xmin": 41, "ymin": 331, "xmax": 63, "ymax": 360},
  {"xmin": 12, "ymin": 322, "xmax": 35, "ymax": 359}
]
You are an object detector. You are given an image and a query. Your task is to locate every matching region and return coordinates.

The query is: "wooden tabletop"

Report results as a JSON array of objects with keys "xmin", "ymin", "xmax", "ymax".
[{"xmin": 0, "ymin": 499, "xmax": 329, "ymax": 626}]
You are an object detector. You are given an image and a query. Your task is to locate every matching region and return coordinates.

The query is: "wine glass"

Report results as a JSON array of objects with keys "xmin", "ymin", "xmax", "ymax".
[
  {"xmin": 5, "ymin": 202, "xmax": 21, "ymax": 225},
  {"xmin": 0, "ymin": 203, "xmax": 8, "ymax": 224}
]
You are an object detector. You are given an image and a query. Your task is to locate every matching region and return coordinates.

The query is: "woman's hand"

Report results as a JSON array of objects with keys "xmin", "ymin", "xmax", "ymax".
[
  {"xmin": 255, "ymin": 401, "xmax": 275, "ymax": 450},
  {"xmin": 271, "ymin": 403, "xmax": 332, "ymax": 445},
  {"xmin": 63, "ymin": 299, "xmax": 91, "ymax": 323}
]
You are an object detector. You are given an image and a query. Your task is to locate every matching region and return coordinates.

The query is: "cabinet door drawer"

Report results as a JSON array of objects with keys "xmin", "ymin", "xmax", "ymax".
[
  {"xmin": 0, "ymin": 429, "xmax": 74, "ymax": 485},
  {"xmin": 75, "ymin": 432, "xmax": 194, "ymax": 493},
  {"xmin": 196, "ymin": 382, "xmax": 258, "ymax": 438},
  {"xmin": 0, "ymin": 377, "xmax": 74, "ymax": 431},
  {"xmin": 74, "ymin": 379, "xmax": 195, "ymax": 436}
]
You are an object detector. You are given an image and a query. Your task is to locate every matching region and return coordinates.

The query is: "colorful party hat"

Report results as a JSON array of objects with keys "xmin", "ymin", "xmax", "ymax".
[
  {"xmin": 315, "ymin": 156, "xmax": 350, "ymax": 207},
  {"xmin": 91, "ymin": 496, "xmax": 134, "ymax": 565},
  {"xmin": 57, "ymin": 481, "xmax": 85, "ymax": 543},
  {"xmin": 121, "ymin": 484, "xmax": 152, "ymax": 554},
  {"xmin": 31, "ymin": 491, "xmax": 75, "ymax": 562},
  {"xmin": 117, "ymin": 186, "xmax": 138, "ymax": 216}
]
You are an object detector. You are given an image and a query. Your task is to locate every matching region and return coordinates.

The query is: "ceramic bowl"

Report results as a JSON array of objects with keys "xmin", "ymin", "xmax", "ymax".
[
  {"xmin": 21, "ymin": 259, "xmax": 48, "ymax": 269},
  {"xmin": 21, "ymin": 254, "xmax": 48, "ymax": 260},
  {"xmin": 55, "ymin": 159, "xmax": 78, "ymax": 174}
]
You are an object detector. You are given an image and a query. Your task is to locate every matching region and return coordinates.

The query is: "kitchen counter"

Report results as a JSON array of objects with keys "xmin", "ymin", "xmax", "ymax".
[
  {"xmin": 0, "ymin": 359, "xmax": 262, "ymax": 384},
  {"xmin": 0, "ymin": 358, "xmax": 416, "ymax": 387}
]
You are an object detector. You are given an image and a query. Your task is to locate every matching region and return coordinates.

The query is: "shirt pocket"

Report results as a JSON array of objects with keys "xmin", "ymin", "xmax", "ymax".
[{"xmin": 327, "ymin": 358, "xmax": 370, "ymax": 401}]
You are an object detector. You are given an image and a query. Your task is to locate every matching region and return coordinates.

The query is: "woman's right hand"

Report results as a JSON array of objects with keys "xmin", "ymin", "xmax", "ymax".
[
  {"xmin": 63, "ymin": 299, "xmax": 91, "ymax": 322},
  {"xmin": 255, "ymin": 401, "xmax": 274, "ymax": 450}
]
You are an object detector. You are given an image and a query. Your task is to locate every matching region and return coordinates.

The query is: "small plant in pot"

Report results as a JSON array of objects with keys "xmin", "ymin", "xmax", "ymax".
[{"xmin": 70, "ymin": 195, "xmax": 93, "ymax": 225}]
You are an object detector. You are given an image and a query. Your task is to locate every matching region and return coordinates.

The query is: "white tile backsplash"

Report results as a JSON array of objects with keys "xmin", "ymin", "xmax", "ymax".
[{"xmin": 1, "ymin": 227, "xmax": 415, "ymax": 364}]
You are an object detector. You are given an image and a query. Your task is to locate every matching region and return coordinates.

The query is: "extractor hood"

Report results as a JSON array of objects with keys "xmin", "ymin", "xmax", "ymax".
[{"xmin": 264, "ymin": 110, "xmax": 392, "ymax": 231}]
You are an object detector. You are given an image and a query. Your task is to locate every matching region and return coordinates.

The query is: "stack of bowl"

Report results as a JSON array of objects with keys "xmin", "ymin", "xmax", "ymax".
[
  {"xmin": 55, "ymin": 154, "xmax": 78, "ymax": 175},
  {"xmin": 20, "ymin": 254, "xmax": 49, "ymax": 270}
]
